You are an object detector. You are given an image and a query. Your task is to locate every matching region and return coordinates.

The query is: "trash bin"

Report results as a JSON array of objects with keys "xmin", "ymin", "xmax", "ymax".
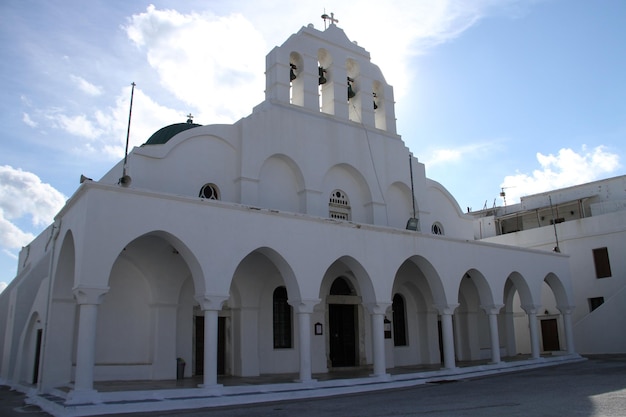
[{"xmin": 176, "ymin": 358, "xmax": 186, "ymax": 380}]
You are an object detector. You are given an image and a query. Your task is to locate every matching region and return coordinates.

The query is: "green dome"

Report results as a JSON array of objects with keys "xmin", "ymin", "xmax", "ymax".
[{"xmin": 143, "ymin": 122, "xmax": 202, "ymax": 145}]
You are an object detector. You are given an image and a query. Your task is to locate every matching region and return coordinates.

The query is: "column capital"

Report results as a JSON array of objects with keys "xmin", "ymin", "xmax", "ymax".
[
  {"xmin": 556, "ymin": 305, "xmax": 576, "ymax": 315},
  {"xmin": 480, "ymin": 304, "xmax": 504, "ymax": 315},
  {"xmin": 195, "ymin": 293, "xmax": 229, "ymax": 311},
  {"xmin": 289, "ymin": 298, "xmax": 321, "ymax": 314},
  {"xmin": 73, "ymin": 285, "xmax": 109, "ymax": 305},
  {"xmin": 364, "ymin": 302, "xmax": 392, "ymax": 315},
  {"xmin": 521, "ymin": 304, "xmax": 542, "ymax": 315},
  {"xmin": 434, "ymin": 304, "xmax": 459, "ymax": 315}
]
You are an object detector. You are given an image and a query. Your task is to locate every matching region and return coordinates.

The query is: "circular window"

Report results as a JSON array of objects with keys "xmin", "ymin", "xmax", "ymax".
[
  {"xmin": 199, "ymin": 183, "xmax": 219, "ymax": 200},
  {"xmin": 431, "ymin": 222, "xmax": 444, "ymax": 235}
]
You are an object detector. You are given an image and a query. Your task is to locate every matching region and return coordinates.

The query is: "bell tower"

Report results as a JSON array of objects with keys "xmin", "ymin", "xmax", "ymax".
[{"xmin": 264, "ymin": 18, "xmax": 397, "ymax": 134}]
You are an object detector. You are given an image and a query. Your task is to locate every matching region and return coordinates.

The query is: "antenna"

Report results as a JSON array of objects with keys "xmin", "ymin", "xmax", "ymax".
[
  {"xmin": 549, "ymin": 195, "xmax": 561, "ymax": 252},
  {"xmin": 499, "ymin": 186, "xmax": 516, "ymax": 207},
  {"xmin": 120, "ymin": 82, "xmax": 135, "ymax": 186}
]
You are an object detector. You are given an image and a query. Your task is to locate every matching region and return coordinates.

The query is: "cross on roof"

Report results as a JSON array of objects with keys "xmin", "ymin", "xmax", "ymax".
[
  {"xmin": 186, "ymin": 113, "xmax": 194, "ymax": 124},
  {"xmin": 321, "ymin": 12, "xmax": 338, "ymax": 28}
]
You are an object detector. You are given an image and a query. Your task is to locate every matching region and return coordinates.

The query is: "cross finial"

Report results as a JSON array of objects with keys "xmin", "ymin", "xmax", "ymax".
[
  {"xmin": 186, "ymin": 113, "xmax": 194, "ymax": 124},
  {"xmin": 321, "ymin": 12, "xmax": 338, "ymax": 29}
]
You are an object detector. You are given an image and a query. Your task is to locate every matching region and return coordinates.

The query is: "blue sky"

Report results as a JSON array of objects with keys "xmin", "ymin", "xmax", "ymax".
[{"xmin": 1, "ymin": 0, "xmax": 625, "ymax": 289}]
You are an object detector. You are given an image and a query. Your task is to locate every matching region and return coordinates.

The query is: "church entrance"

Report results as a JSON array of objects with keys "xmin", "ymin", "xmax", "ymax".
[
  {"xmin": 541, "ymin": 318, "xmax": 560, "ymax": 351},
  {"xmin": 194, "ymin": 316, "xmax": 226, "ymax": 376},
  {"xmin": 329, "ymin": 304, "xmax": 357, "ymax": 367},
  {"xmin": 327, "ymin": 276, "xmax": 360, "ymax": 368}
]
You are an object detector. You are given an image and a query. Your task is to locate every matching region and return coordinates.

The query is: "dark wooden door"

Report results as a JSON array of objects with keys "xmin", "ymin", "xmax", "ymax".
[
  {"xmin": 195, "ymin": 316, "xmax": 204, "ymax": 375},
  {"xmin": 329, "ymin": 304, "xmax": 357, "ymax": 367},
  {"xmin": 33, "ymin": 329, "xmax": 42, "ymax": 383},
  {"xmin": 541, "ymin": 318, "xmax": 560, "ymax": 351},
  {"xmin": 217, "ymin": 317, "xmax": 225, "ymax": 375}
]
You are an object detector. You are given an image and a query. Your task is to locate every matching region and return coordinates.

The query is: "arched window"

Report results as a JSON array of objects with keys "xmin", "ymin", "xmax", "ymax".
[
  {"xmin": 329, "ymin": 189, "xmax": 351, "ymax": 220},
  {"xmin": 199, "ymin": 183, "xmax": 220, "ymax": 200},
  {"xmin": 273, "ymin": 287, "xmax": 292, "ymax": 349},
  {"xmin": 330, "ymin": 277, "xmax": 355, "ymax": 295},
  {"xmin": 392, "ymin": 294, "xmax": 407, "ymax": 346},
  {"xmin": 431, "ymin": 222, "xmax": 444, "ymax": 235},
  {"xmin": 289, "ymin": 52, "xmax": 304, "ymax": 106}
]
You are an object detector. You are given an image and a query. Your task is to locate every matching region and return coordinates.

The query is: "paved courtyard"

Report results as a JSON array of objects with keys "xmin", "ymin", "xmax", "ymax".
[{"xmin": 1, "ymin": 355, "xmax": 624, "ymax": 417}]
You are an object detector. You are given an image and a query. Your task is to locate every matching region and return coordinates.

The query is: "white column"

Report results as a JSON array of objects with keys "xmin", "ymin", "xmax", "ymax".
[
  {"xmin": 523, "ymin": 305, "xmax": 541, "ymax": 359},
  {"xmin": 365, "ymin": 303, "xmax": 391, "ymax": 378},
  {"xmin": 504, "ymin": 310, "xmax": 517, "ymax": 356},
  {"xmin": 291, "ymin": 299, "xmax": 319, "ymax": 383},
  {"xmin": 66, "ymin": 286, "xmax": 108, "ymax": 404},
  {"xmin": 371, "ymin": 313, "xmax": 386, "ymax": 376},
  {"xmin": 482, "ymin": 305, "xmax": 504, "ymax": 364},
  {"xmin": 196, "ymin": 295, "xmax": 229, "ymax": 389},
  {"xmin": 297, "ymin": 312, "xmax": 312, "ymax": 381},
  {"xmin": 437, "ymin": 304, "xmax": 458, "ymax": 370},
  {"xmin": 203, "ymin": 309, "xmax": 219, "ymax": 386},
  {"xmin": 558, "ymin": 305, "xmax": 576, "ymax": 354}
]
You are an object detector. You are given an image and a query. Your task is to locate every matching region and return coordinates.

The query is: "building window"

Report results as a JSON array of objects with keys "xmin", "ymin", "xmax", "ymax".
[
  {"xmin": 592, "ymin": 247, "xmax": 612, "ymax": 278},
  {"xmin": 431, "ymin": 222, "xmax": 444, "ymax": 235},
  {"xmin": 199, "ymin": 183, "xmax": 220, "ymax": 200},
  {"xmin": 330, "ymin": 277, "xmax": 355, "ymax": 295},
  {"xmin": 588, "ymin": 297, "xmax": 604, "ymax": 312},
  {"xmin": 392, "ymin": 294, "xmax": 407, "ymax": 346},
  {"xmin": 273, "ymin": 287, "xmax": 292, "ymax": 349},
  {"xmin": 329, "ymin": 189, "xmax": 351, "ymax": 220}
]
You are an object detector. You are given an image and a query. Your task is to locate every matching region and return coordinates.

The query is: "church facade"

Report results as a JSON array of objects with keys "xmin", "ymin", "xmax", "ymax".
[{"xmin": 0, "ymin": 22, "xmax": 576, "ymax": 405}]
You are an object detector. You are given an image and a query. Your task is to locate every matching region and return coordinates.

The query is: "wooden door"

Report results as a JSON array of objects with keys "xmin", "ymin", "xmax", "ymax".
[
  {"xmin": 541, "ymin": 318, "xmax": 560, "ymax": 351},
  {"xmin": 329, "ymin": 304, "xmax": 357, "ymax": 367}
]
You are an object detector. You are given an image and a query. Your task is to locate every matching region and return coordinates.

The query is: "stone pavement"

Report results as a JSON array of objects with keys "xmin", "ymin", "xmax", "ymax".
[{"xmin": 4, "ymin": 354, "xmax": 626, "ymax": 417}]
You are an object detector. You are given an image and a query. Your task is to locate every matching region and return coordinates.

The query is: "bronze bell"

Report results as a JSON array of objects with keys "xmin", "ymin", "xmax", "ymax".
[
  {"xmin": 318, "ymin": 67, "xmax": 327, "ymax": 85},
  {"xmin": 373, "ymin": 92, "xmax": 378, "ymax": 109},
  {"xmin": 290, "ymin": 63, "xmax": 297, "ymax": 81},
  {"xmin": 347, "ymin": 77, "xmax": 356, "ymax": 99}
]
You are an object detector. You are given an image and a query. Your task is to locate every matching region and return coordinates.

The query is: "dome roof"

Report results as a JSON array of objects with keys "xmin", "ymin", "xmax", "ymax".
[{"xmin": 143, "ymin": 122, "xmax": 202, "ymax": 145}]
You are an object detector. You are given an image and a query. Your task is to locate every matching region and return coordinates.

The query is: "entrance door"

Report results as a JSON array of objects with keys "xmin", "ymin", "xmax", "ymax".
[
  {"xmin": 541, "ymin": 318, "xmax": 560, "ymax": 351},
  {"xmin": 195, "ymin": 316, "xmax": 204, "ymax": 375},
  {"xmin": 194, "ymin": 316, "xmax": 226, "ymax": 376},
  {"xmin": 329, "ymin": 304, "xmax": 357, "ymax": 367},
  {"xmin": 33, "ymin": 329, "xmax": 43, "ymax": 383}
]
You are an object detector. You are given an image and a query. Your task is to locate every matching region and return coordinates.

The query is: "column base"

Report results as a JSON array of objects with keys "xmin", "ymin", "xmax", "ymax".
[
  {"xmin": 197, "ymin": 383, "xmax": 223, "ymax": 395},
  {"xmin": 369, "ymin": 373, "xmax": 391, "ymax": 381},
  {"xmin": 295, "ymin": 378, "xmax": 318, "ymax": 385},
  {"xmin": 65, "ymin": 389, "xmax": 101, "ymax": 405}
]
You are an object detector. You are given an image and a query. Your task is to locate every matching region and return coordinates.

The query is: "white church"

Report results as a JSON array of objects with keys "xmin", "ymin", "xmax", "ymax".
[{"xmin": 0, "ymin": 19, "xmax": 582, "ymax": 413}]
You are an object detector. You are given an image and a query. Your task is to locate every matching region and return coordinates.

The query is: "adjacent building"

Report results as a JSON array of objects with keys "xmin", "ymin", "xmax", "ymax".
[{"xmin": 471, "ymin": 175, "xmax": 626, "ymax": 354}]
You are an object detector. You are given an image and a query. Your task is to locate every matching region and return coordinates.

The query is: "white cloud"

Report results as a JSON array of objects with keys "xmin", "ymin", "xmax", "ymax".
[
  {"xmin": 0, "ymin": 213, "xmax": 35, "ymax": 250},
  {"xmin": 31, "ymin": 85, "xmax": 183, "ymax": 160},
  {"xmin": 124, "ymin": 6, "xmax": 267, "ymax": 123},
  {"xmin": 423, "ymin": 140, "xmax": 503, "ymax": 166},
  {"xmin": 50, "ymin": 113, "xmax": 103, "ymax": 140},
  {"xmin": 0, "ymin": 166, "xmax": 66, "ymax": 251},
  {"xmin": 70, "ymin": 74, "xmax": 104, "ymax": 96},
  {"xmin": 0, "ymin": 282, "xmax": 7, "ymax": 294},
  {"xmin": 22, "ymin": 112, "xmax": 37, "ymax": 127},
  {"xmin": 501, "ymin": 145, "xmax": 621, "ymax": 204}
]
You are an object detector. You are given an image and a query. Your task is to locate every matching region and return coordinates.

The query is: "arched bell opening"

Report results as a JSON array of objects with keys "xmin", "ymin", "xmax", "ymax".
[
  {"xmin": 289, "ymin": 52, "xmax": 304, "ymax": 106},
  {"xmin": 318, "ymin": 48, "xmax": 333, "ymax": 115},
  {"xmin": 346, "ymin": 58, "xmax": 361, "ymax": 123}
]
